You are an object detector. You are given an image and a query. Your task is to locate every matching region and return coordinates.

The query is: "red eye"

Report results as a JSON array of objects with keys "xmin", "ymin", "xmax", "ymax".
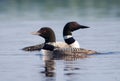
[{"xmin": 43, "ymin": 30, "xmax": 46, "ymax": 33}]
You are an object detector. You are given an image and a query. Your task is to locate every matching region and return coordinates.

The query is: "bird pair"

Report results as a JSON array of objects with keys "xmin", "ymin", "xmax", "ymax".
[{"xmin": 22, "ymin": 21, "xmax": 98, "ymax": 55}]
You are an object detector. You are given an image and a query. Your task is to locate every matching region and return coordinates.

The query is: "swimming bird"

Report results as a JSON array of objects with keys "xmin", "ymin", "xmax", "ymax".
[
  {"xmin": 63, "ymin": 21, "xmax": 89, "ymax": 48},
  {"xmin": 22, "ymin": 27, "xmax": 69, "ymax": 51},
  {"xmin": 22, "ymin": 22, "xmax": 98, "ymax": 55},
  {"xmin": 22, "ymin": 22, "xmax": 89, "ymax": 51}
]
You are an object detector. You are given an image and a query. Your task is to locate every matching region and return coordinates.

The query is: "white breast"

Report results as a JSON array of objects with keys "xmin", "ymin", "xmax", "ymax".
[
  {"xmin": 54, "ymin": 42, "xmax": 70, "ymax": 48},
  {"xmin": 63, "ymin": 35, "xmax": 80, "ymax": 48},
  {"xmin": 69, "ymin": 41, "xmax": 80, "ymax": 48}
]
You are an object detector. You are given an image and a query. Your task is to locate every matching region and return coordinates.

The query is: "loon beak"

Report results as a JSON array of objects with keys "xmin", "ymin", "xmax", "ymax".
[
  {"xmin": 31, "ymin": 31, "xmax": 41, "ymax": 35},
  {"xmin": 80, "ymin": 25, "xmax": 90, "ymax": 29},
  {"xmin": 71, "ymin": 25, "xmax": 89, "ymax": 32}
]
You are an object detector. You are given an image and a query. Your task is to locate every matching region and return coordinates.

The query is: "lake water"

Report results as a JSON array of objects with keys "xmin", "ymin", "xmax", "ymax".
[{"xmin": 0, "ymin": 0, "xmax": 120, "ymax": 81}]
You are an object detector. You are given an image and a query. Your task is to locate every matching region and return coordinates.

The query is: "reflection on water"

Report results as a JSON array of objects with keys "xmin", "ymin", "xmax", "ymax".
[
  {"xmin": 42, "ymin": 60, "xmax": 55, "ymax": 77},
  {"xmin": 41, "ymin": 52, "xmax": 87, "ymax": 78},
  {"xmin": 40, "ymin": 52, "xmax": 120, "ymax": 81},
  {"xmin": 41, "ymin": 54, "xmax": 55, "ymax": 77}
]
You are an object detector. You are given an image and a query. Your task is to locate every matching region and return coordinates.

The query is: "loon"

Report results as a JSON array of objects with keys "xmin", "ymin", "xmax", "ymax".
[
  {"xmin": 22, "ymin": 22, "xmax": 98, "ymax": 55},
  {"xmin": 30, "ymin": 27, "xmax": 70, "ymax": 54},
  {"xmin": 22, "ymin": 22, "xmax": 89, "ymax": 51},
  {"xmin": 63, "ymin": 21, "xmax": 89, "ymax": 48},
  {"xmin": 22, "ymin": 27, "xmax": 69, "ymax": 51}
]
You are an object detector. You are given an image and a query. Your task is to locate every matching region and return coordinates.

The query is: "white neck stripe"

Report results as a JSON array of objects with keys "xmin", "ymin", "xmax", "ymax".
[{"xmin": 64, "ymin": 35, "xmax": 72, "ymax": 39}]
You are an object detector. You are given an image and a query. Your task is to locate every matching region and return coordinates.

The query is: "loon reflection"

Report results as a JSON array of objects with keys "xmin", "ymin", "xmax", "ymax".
[
  {"xmin": 41, "ymin": 53, "xmax": 55, "ymax": 77},
  {"xmin": 41, "ymin": 51, "xmax": 87, "ymax": 77}
]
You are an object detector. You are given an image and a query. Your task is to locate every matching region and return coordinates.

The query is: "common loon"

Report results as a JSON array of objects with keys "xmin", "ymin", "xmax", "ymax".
[
  {"xmin": 63, "ymin": 21, "xmax": 89, "ymax": 48},
  {"xmin": 22, "ymin": 27, "xmax": 69, "ymax": 51},
  {"xmin": 22, "ymin": 22, "xmax": 89, "ymax": 51},
  {"xmin": 22, "ymin": 22, "xmax": 98, "ymax": 55}
]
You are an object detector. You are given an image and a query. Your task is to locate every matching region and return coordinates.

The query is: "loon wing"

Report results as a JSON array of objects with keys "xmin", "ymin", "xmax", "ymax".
[
  {"xmin": 22, "ymin": 42, "xmax": 69, "ymax": 52},
  {"xmin": 22, "ymin": 43, "xmax": 44, "ymax": 51}
]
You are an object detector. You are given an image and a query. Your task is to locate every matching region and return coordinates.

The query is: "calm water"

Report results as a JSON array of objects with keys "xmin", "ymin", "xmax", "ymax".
[{"xmin": 0, "ymin": 0, "xmax": 120, "ymax": 81}]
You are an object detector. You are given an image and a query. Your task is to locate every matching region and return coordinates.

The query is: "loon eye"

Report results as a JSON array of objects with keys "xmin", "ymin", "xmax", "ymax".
[
  {"xmin": 42, "ymin": 30, "xmax": 48, "ymax": 34},
  {"xmin": 43, "ymin": 30, "xmax": 47, "ymax": 33}
]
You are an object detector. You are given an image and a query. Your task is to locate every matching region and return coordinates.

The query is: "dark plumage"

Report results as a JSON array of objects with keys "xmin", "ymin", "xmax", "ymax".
[{"xmin": 22, "ymin": 43, "xmax": 44, "ymax": 51}]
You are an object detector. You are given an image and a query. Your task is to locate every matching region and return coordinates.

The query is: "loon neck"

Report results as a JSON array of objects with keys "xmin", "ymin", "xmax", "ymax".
[
  {"xmin": 63, "ymin": 29, "xmax": 80, "ymax": 48},
  {"xmin": 63, "ymin": 28, "xmax": 72, "ymax": 36},
  {"xmin": 63, "ymin": 28, "xmax": 75, "ymax": 44},
  {"xmin": 42, "ymin": 44, "xmax": 55, "ymax": 51},
  {"xmin": 45, "ymin": 33, "xmax": 56, "ymax": 43},
  {"xmin": 63, "ymin": 35, "xmax": 75, "ymax": 45},
  {"xmin": 45, "ymin": 37, "xmax": 55, "ymax": 43},
  {"xmin": 63, "ymin": 35, "xmax": 80, "ymax": 48}
]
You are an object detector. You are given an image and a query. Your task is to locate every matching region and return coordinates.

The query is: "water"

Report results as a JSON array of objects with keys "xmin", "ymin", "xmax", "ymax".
[{"xmin": 0, "ymin": 0, "xmax": 120, "ymax": 81}]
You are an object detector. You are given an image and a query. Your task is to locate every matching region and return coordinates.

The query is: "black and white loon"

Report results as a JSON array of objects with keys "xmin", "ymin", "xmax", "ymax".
[
  {"xmin": 22, "ymin": 22, "xmax": 98, "ymax": 55},
  {"xmin": 63, "ymin": 21, "xmax": 89, "ymax": 48},
  {"xmin": 22, "ymin": 27, "xmax": 69, "ymax": 51},
  {"xmin": 31, "ymin": 27, "xmax": 70, "ymax": 54}
]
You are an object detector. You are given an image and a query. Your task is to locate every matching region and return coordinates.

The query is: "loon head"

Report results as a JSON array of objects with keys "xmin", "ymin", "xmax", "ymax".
[
  {"xmin": 31, "ymin": 27, "xmax": 56, "ymax": 43},
  {"xmin": 63, "ymin": 22, "xmax": 89, "ymax": 36}
]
